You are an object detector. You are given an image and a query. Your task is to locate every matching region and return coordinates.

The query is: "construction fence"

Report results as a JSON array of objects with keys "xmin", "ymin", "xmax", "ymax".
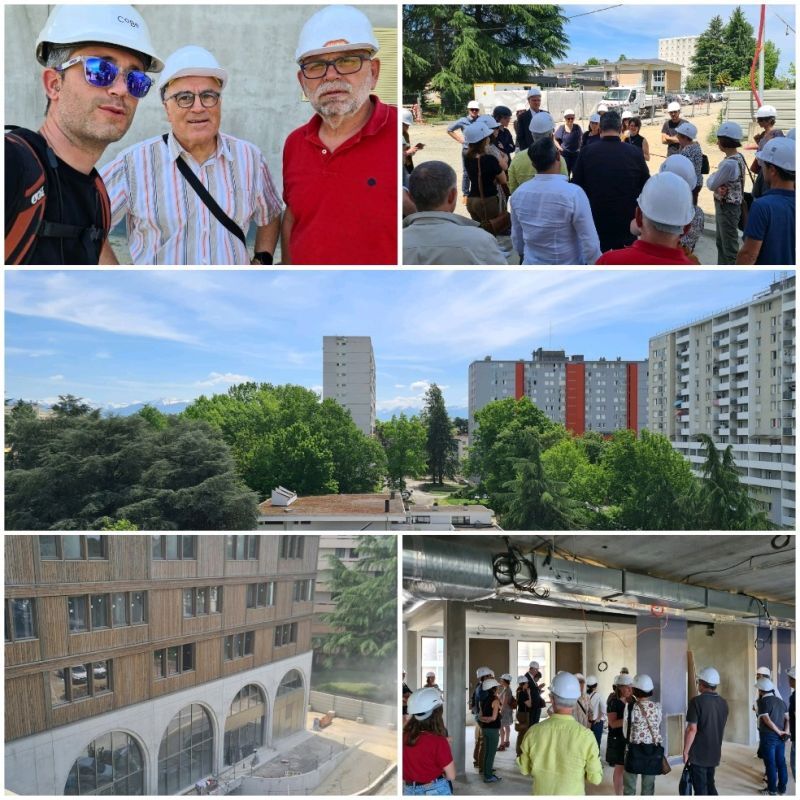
[{"xmin": 309, "ymin": 691, "xmax": 395, "ymax": 727}]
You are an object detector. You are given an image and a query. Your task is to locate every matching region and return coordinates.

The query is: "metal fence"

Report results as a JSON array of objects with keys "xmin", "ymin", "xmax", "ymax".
[{"xmin": 309, "ymin": 691, "xmax": 396, "ymax": 726}]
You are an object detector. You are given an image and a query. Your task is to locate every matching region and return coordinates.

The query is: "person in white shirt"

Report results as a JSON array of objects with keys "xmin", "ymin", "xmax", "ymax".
[
  {"xmin": 586, "ymin": 674, "xmax": 607, "ymax": 751},
  {"xmin": 510, "ymin": 137, "xmax": 601, "ymax": 264}
]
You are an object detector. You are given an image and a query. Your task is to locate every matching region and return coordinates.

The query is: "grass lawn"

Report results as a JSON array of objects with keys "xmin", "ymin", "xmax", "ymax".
[
  {"xmin": 440, "ymin": 497, "xmax": 481, "ymax": 505},
  {"xmin": 418, "ymin": 482, "xmax": 462, "ymax": 494}
]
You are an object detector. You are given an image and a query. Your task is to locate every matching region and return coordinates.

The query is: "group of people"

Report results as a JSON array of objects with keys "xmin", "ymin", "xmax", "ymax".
[
  {"xmin": 402, "ymin": 662, "xmax": 796, "ymax": 797},
  {"xmin": 6, "ymin": 3, "xmax": 396, "ymax": 265},
  {"xmin": 402, "ymin": 89, "xmax": 795, "ymax": 266}
]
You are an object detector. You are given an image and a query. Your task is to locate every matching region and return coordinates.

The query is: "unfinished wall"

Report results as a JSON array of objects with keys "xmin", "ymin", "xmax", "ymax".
[{"xmin": 585, "ymin": 626, "xmax": 637, "ymax": 703}]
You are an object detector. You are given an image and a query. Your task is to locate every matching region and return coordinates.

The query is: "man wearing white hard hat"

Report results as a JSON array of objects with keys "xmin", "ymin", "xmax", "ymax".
[
  {"xmin": 518, "ymin": 671, "xmax": 603, "ymax": 795},
  {"xmin": 554, "ymin": 109, "xmax": 582, "ymax": 178},
  {"xmin": 447, "ymin": 100, "xmax": 482, "ymax": 200},
  {"xmin": 756, "ymin": 675, "xmax": 790, "ymax": 796},
  {"xmin": 585, "ymin": 675, "xmax": 607, "ymax": 751},
  {"xmin": 507, "ymin": 112, "xmax": 568, "ymax": 194},
  {"xmin": 100, "ymin": 45, "xmax": 282, "ymax": 265},
  {"xmin": 683, "ymin": 666, "xmax": 729, "ymax": 795},
  {"xmin": 402, "ymin": 108, "xmax": 423, "ymax": 174},
  {"xmin": 597, "ymin": 171, "xmax": 694, "ymax": 264},
  {"xmin": 748, "ymin": 104, "xmax": 785, "ymax": 199},
  {"xmin": 6, "ymin": 4, "xmax": 162, "ymax": 265},
  {"xmin": 282, "ymin": 5, "xmax": 396, "ymax": 265},
  {"xmin": 737, "ymin": 137, "xmax": 795, "ymax": 266},
  {"xmin": 516, "ymin": 87, "xmax": 545, "ymax": 151},
  {"xmin": 661, "ymin": 101, "xmax": 685, "ymax": 157}
]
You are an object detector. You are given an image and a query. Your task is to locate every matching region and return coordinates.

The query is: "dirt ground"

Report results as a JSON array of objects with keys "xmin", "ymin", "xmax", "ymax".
[{"xmin": 408, "ymin": 101, "xmax": 743, "ymax": 224}]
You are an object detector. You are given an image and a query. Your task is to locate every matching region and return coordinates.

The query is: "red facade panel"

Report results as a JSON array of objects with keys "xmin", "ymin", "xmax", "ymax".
[
  {"xmin": 626, "ymin": 363, "xmax": 638, "ymax": 432},
  {"xmin": 565, "ymin": 363, "xmax": 585, "ymax": 435},
  {"xmin": 515, "ymin": 362, "xmax": 525, "ymax": 400}
]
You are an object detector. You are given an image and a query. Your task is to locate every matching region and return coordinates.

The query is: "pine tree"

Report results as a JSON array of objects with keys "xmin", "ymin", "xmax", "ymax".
[
  {"xmin": 689, "ymin": 15, "xmax": 725, "ymax": 85},
  {"xmin": 421, "ymin": 384, "xmax": 458, "ymax": 485},
  {"xmin": 721, "ymin": 7, "xmax": 757, "ymax": 82}
]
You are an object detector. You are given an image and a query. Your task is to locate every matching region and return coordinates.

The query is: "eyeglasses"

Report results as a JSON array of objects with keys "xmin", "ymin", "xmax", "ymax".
[
  {"xmin": 565, "ymin": 116, "xmax": 575, "ymax": 120},
  {"xmin": 56, "ymin": 56, "xmax": 152, "ymax": 99},
  {"xmin": 299, "ymin": 54, "xmax": 370, "ymax": 79},
  {"xmin": 164, "ymin": 90, "xmax": 221, "ymax": 109}
]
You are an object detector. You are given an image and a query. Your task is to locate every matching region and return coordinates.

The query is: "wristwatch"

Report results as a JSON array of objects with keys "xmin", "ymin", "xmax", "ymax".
[{"xmin": 251, "ymin": 251, "xmax": 273, "ymax": 265}]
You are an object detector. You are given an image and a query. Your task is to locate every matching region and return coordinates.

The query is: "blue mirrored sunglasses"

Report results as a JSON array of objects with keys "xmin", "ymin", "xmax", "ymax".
[{"xmin": 56, "ymin": 56, "xmax": 152, "ymax": 99}]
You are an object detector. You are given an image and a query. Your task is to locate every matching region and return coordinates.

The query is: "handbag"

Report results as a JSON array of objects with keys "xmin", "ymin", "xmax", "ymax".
[
  {"xmin": 475, "ymin": 155, "xmax": 511, "ymax": 235},
  {"xmin": 701, "ymin": 153, "xmax": 710, "ymax": 174},
  {"xmin": 624, "ymin": 700, "xmax": 670, "ymax": 776},
  {"xmin": 161, "ymin": 133, "xmax": 247, "ymax": 247},
  {"xmin": 679, "ymin": 764, "xmax": 694, "ymax": 795},
  {"xmin": 515, "ymin": 709, "xmax": 530, "ymax": 731},
  {"xmin": 736, "ymin": 153, "xmax": 755, "ymax": 233}
]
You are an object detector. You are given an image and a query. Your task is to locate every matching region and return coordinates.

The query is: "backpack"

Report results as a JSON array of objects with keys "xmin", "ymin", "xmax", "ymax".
[{"xmin": 5, "ymin": 126, "xmax": 110, "ymax": 264}]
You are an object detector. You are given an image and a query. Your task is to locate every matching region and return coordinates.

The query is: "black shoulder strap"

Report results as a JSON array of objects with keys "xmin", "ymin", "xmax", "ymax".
[
  {"xmin": 162, "ymin": 133, "xmax": 246, "ymax": 247},
  {"xmin": 5, "ymin": 129, "xmax": 47, "ymax": 265}
]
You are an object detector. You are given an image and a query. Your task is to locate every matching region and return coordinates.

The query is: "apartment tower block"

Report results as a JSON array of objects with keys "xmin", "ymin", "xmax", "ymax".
[{"xmin": 322, "ymin": 335, "xmax": 376, "ymax": 436}]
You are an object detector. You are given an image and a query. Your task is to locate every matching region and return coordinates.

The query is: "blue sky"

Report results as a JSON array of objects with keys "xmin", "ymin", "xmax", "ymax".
[
  {"xmin": 5, "ymin": 270, "xmax": 788, "ymax": 414},
  {"xmin": 562, "ymin": 3, "xmax": 796, "ymax": 76}
]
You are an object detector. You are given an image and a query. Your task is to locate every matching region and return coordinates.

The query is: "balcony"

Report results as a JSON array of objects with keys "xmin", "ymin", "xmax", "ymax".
[
  {"xmin": 717, "ymin": 395, "xmax": 731, "ymax": 406},
  {"xmin": 718, "ymin": 367, "xmax": 731, "ymax": 377},
  {"xmin": 718, "ymin": 412, "xmax": 730, "ymax": 422},
  {"xmin": 717, "ymin": 381, "xmax": 731, "ymax": 392},
  {"xmin": 734, "ymin": 362, "xmax": 749, "ymax": 374},
  {"xmin": 736, "ymin": 331, "xmax": 750, "ymax": 342}
]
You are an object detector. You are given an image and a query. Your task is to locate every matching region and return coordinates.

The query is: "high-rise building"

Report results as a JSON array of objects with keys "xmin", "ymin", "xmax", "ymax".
[
  {"xmin": 648, "ymin": 276, "xmax": 796, "ymax": 527},
  {"xmin": 658, "ymin": 35, "xmax": 700, "ymax": 88},
  {"xmin": 322, "ymin": 335, "xmax": 376, "ymax": 436},
  {"xmin": 469, "ymin": 347, "xmax": 648, "ymax": 438},
  {"xmin": 5, "ymin": 534, "xmax": 318, "ymax": 796}
]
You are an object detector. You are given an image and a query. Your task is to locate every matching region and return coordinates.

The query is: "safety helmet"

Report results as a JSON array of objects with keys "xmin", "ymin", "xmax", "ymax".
[
  {"xmin": 478, "ymin": 114, "xmax": 500, "ymax": 130},
  {"xmin": 632, "ymin": 674, "xmax": 655, "ymax": 693},
  {"xmin": 698, "ymin": 667, "xmax": 721, "ymax": 686},
  {"xmin": 550, "ymin": 671, "xmax": 581, "ymax": 700},
  {"xmin": 787, "ymin": 666, "xmax": 796, "ymax": 679},
  {"xmin": 637, "ymin": 172, "xmax": 694, "ymax": 226},
  {"xmin": 675, "ymin": 121, "xmax": 698, "ymax": 140},
  {"xmin": 755, "ymin": 104, "xmax": 778, "ymax": 119},
  {"xmin": 621, "ymin": 110, "xmax": 633, "ymax": 120},
  {"xmin": 425, "ymin": 671, "xmax": 436, "ymax": 679},
  {"xmin": 464, "ymin": 121, "xmax": 490, "ymax": 145},
  {"xmin": 756, "ymin": 677, "xmax": 775, "ymax": 692},
  {"xmin": 401, "ymin": 108, "xmax": 413, "ymax": 126},
  {"xmin": 295, "ymin": 5, "xmax": 378, "ymax": 63},
  {"xmin": 493, "ymin": 105, "xmax": 512, "ymax": 119},
  {"xmin": 527, "ymin": 87, "xmax": 542, "ymax": 98},
  {"xmin": 517, "ymin": 675, "xmax": 529, "ymax": 684},
  {"xmin": 407, "ymin": 687, "xmax": 443, "ymax": 720},
  {"xmin": 36, "ymin": 4, "xmax": 164, "ymax": 72},
  {"xmin": 529, "ymin": 661, "xmax": 540, "ymax": 670},
  {"xmin": 716, "ymin": 121, "xmax": 743, "ymax": 141},
  {"xmin": 616, "ymin": 674, "xmax": 634, "ymax": 686},
  {"xmin": 529, "ymin": 111, "xmax": 555, "ymax": 135},
  {"xmin": 157, "ymin": 46, "xmax": 228, "ymax": 94},
  {"xmin": 660, "ymin": 154, "xmax": 698, "ymax": 191},
  {"xmin": 586, "ymin": 674, "xmax": 599, "ymax": 687},
  {"xmin": 667, "ymin": 101, "xmax": 681, "ymax": 112},
  {"xmin": 563, "ymin": 108, "xmax": 576, "ymax": 117},
  {"xmin": 597, "ymin": 103, "xmax": 608, "ymax": 112},
  {"xmin": 756, "ymin": 137, "xmax": 795, "ymax": 172},
  {"xmin": 500, "ymin": 673, "xmax": 513, "ymax": 682},
  {"xmin": 467, "ymin": 100, "xmax": 481, "ymax": 110},
  {"xmin": 476, "ymin": 666, "xmax": 492, "ymax": 679},
  {"xmin": 757, "ymin": 666, "xmax": 772, "ymax": 677},
  {"xmin": 589, "ymin": 113, "xmax": 601, "ymax": 124},
  {"xmin": 482, "ymin": 677, "xmax": 500, "ymax": 691}
]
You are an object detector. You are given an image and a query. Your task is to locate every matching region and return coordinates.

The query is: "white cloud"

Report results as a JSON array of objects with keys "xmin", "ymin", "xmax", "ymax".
[
  {"xmin": 409, "ymin": 379, "xmax": 432, "ymax": 392},
  {"xmin": 94, "ymin": 351, "xmax": 112, "ymax": 359},
  {"xmin": 48, "ymin": 374, "xmax": 64, "ymax": 382},
  {"xmin": 6, "ymin": 347, "xmax": 56, "ymax": 358},
  {"xmin": 394, "ymin": 383, "xmax": 406, "ymax": 389},
  {"xmin": 195, "ymin": 372, "xmax": 254, "ymax": 388}
]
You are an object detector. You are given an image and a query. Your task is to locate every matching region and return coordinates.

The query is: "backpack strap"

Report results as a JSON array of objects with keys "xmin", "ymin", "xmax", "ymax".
[{"xmin": 5, "ymin": 131, "xmax": 47, "ymax": 265}]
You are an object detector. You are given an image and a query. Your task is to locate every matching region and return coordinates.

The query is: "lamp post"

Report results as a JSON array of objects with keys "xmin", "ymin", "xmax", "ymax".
[{"xmin": 707, "ymin": 65, "xmax": 711, "ymax": 115}]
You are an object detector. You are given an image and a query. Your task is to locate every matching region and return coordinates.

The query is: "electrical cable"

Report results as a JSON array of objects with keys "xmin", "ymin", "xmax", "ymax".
[
  {"xmin": 492, "ymin": 537, "xmax": 549, "ymax": 598},
  {"xmin": 681, "ymin": 549, "xmax": 791, "ymax": 583},
  {"xmin": 771, "ymin": 535, "xmax": 791, "ymax": 550}
]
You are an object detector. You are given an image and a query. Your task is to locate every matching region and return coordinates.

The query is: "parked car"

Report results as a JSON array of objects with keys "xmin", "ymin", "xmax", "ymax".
[{"xmin": 70, "ymin": 665, "xmax": 88, "ymax": 684}]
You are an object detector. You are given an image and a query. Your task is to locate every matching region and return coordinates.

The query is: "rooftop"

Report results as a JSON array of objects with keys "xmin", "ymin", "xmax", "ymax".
[
  {"xmin": 411, "ymin": 504, "xmax": 492, "ymax": 514},
  {"xmin": 258, "ymin": 492, "xmax": 406, "ymax": 518}
]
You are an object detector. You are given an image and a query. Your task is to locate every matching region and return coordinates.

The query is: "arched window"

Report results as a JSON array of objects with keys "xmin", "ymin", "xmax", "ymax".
[
  {"xmin": 64, "ymin": 731, "xmax": 144, "ymax": 795},
  {"xmin": 224, "ymin": 684, "xmax": 266, "ymax": 765},
  {"xmin": 273, "ymin": 669, "xmax": 304, "ymax": 739},
  {"xmin": 158, "ymin": 704, "xmax": 213, "ymax": 794}
]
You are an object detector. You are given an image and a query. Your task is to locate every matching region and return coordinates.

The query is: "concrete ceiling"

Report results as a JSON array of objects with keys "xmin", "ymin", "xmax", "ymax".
[{"xmin": 427, "ymin": 535, "xmax": 795, "ymax": 606}]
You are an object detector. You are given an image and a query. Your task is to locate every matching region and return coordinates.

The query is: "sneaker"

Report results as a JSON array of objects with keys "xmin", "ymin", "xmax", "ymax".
[
  {"xmin": 484, "ymin": 776, "xmax": 501, "ymax": 783},
  {"xmin": 758, "ymin": 790, "xmax": 776, "ymax": 796}
]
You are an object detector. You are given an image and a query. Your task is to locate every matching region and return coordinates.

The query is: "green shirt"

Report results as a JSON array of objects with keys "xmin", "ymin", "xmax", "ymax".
[
  {"xmin": 508, "ymin": 150, "xmax": 569, "ymax": 194},
  {"xmin": 517, "ymin": 713, "xmax": 603, "ymax": 795}
]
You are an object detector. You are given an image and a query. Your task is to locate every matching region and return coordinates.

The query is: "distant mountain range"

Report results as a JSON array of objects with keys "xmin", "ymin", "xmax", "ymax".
[{"xmin": 376, "ymin": 405, "xmax": 468, "ymax": 421}]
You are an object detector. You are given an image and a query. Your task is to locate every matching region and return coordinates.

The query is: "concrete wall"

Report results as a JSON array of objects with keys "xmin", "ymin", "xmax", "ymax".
[
  {"xmin": 238, "ymin": 744, "xmax": 351, "ymax": 795},
  {"xmin": 5, "ymin": 4, "xmax": 396, "ymax": 192},
  {"xmin": 585, "ymin": 627, "xmax": 637, "ymax": 702},
  {"xmin": 308, "ymin": 691, "xmax": 394, "ymax": 726}
]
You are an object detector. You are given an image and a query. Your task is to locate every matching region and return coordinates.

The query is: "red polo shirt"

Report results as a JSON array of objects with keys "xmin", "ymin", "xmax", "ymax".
[
  {"xmin": 596, "ymin": 238, "xmax": 694, "ymax": 265},
  {"xmin": 282, "ymin": 96, "xmax": 397, "ymax": 265}
]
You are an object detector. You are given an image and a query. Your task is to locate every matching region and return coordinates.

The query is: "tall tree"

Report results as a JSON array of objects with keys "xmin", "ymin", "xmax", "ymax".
[
  {"xmin": 376, "ymin": 414, "xmax": 428, "ymax": 489},
  {"xmin": 421, "ymin": 384, "xmax": 458, "ymax": 485},
  {"xmin": 618, "ymin": 54, "xmax": 627, "ymax": 62},
  {"xmin": 51, "ymin": 394, "xmax": 97, "ymax": 418},
  {"xmin": 689, "ymin": 15, "xmax": 725, "ymax": 85},
  {"xmin": 453, "ymin": 416, "xmax": 469, "ymax": 436},
  {"xmin": 586, "ymin": 57, "xmax": 600, "ymax": 66},
  {"xmin": 721, "ymin": 7, "xmax": 756, "ymax": 82},
  {"xmin": 403, "ymin": 5, "xmax": 568, "ymax": 108}
]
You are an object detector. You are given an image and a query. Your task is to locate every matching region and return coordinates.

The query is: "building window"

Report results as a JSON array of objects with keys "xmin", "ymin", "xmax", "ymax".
[
  {"xmin": 274, "ymin": 669, "xmax": 305, "ymax": 739},
  {"xmin": 69, "ymin": 592, "xmax": 146, "ymax": 632},
  {"xmin": 225, "ymin": 535, "xmax": 259, "ymax": 560},
  {"xmin": 153, "ymin": 644, "xmax": 195, "ymax": 679},
  {"xmin": 51, "ymin": 661, "xmax": 112, "ymax": 707},
  {"xmin": 273, "ymin": 622, "xmax": 298, "ymax": 647},
  {"xmin": 293, "ymin": 579, "xmax": 314, "ymax": 602},
  {"xmin": 39, "ymin": 535, "xmax": 107, "ymax": 561},
  {"xmin": 224, "ymin": 631, "xmax": 255, "ymax": 660},
  {"xmin": 279, "ymin": 535, "xmax": 304, "ymax": 559},
  {"xmin": 224, "ymin": 685, "xmax": 265, "ymax": 766},
  {"xmin": 183, "ymin": 587, "xmax": 223, "ymax": 617},
  {"xmin": 151, "ymin": 535, "xmax": 196, "ymax": 560},
  {"xmin": 421, "ymin": 636, "xmax": 444, "ymax": 691},
  {"xmin": 158, "ymin": 705, "xmax": 213, "ymax": 794},
  {"xmin": 5, "ymin": 598, "xmax": 36, "ymax": 641},
  {"xmin": 65, "ymin": 731, "xmax": 144, "ymax": 795},
  {"xmin": 246, "ymin": 582, "xmax": 275, "ymax": 608}
]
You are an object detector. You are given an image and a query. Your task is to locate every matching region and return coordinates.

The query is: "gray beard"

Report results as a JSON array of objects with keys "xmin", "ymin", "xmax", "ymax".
[{"xmin": 311, "ymin": 78, "xmax": 372, "ymax": 129}]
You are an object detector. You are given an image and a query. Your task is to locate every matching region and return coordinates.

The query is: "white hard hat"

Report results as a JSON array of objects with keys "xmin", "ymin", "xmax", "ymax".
[
  {"xmin": 500, "ymin": 673, "xmax": 513, "ymax": 682},
  {"xmin": 529, "ymin": 661, "xmax": 540, "ymax": 670},
  {"xmin": 425, "ymin": 671, "xmax": 436, "ymax": 678},
  {"xmin": 478, "ymin": 114, "xmax": 500, "ymax": 130},
  {"xmin": 36, "ymin": 4, "xmax": 164, "ymax": 72},
  {"xmin": 482, "ymin": 677, "xmax": 500, "ymax": 691},
  {"xmin": 632, "ymin": 674, "xmax": 655, "ymax": 693},
  {"xmin": 597, "ymin": 103, "xmax": 608, "ymax": 112},
  {"xmin": 698, "ymin": 667, "xmax": 721, "ymax": 686},
  {"xmin": 157, "ymin": 46, "xmax": 228, "ymax": 94},
  {"xmin": 463, "ymin": 121, "xmax": 490, "ymax": 145},
  {"xmin": 675, "ymin": 121, "xmax": 698, "ymax": 140},
  {"xmin": 667, "ymin": 101, "xmax": 681, "ymax": 112},
  {"xmin": 517, "ymin": 675, "xmax": 529, "ymax": 684},
  {"xmin": 616, "ymin": 674, "xmax": 634, "ymax": 686},
  {"xmin": 756, "ymin": 677, "xmax": 775, "ymax": 692},
  {"xmin": 756, "ymin": 137, "xmax": 795, "ymax": 171},
  {"xmin": 717, "ymin": 121, "xmax": 743, "ymax": 141},
  {"xmin": 563, "ymin": 108, "xmax": 575, "ymax": 117},
  {"xmin": 589, "ymin": 113, "xmax": 601, "ymax": 124},
  {"xmin": 407, "ymin": 687, "xmax": 443, "ymax": 719},
  {"xmin": 476, "ymin": 666, "xmax": 492, "ymax": 679},
  {"xmin": 621, "ymin": 110, "xmax": 633, "ymax": 120},
  {"xmin": 586, "ymin": 674, "xmax": 599, "ymax": 686},
  {"xmin": 401, "ymin": 108, "xmax": 413, "ymax": 126},
  {"xmin": 467, "ymin": 100, "xmax": 481, "ymax": 110},
  {"xmin": 529, "ymin": 111, "xmax": 555, "ymax": 135},
  {"xmin": 527, "ymin": 87, "xmax": 542, "ymax": 98},
  {"xmin": 757, "ymin": 666, "xmax": 772, "ymax": 677},
  {"xmin": 550, "ymin": 671, "xmax": 581, "ymax": 700},
  {"xmin": 637, "ymin": 172, "xmax": 694, "ymax": 226},
  {"xmin": 755, "ymin": 104, "xmax": 778, "ymax": 118},
  {"xmin": 788, "ymin": 666, "xmax": 797, "ymax": 679},
  {"xmin": 660, "ymin": 154, "xmax": 697, "ymax": 190},
  {"xmin": 295, "ymin": 5, "xmax": 378, "ymax": 63}
]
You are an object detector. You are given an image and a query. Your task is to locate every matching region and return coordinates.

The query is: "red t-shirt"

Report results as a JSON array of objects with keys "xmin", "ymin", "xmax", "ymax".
[
  {"xmin": 282, "ymin": 96, "xmax": 397, "ymax": 265},
  {"xmin": 596, "ymin": 238, "xmax": 694, "ymax": 265},
  {"xmin": 402, "ymin": 731, "xmax": 453, "ymax": 783}
]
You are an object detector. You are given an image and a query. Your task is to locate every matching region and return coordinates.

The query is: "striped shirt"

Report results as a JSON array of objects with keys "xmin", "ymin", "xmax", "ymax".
[{"xmin": 101, "ymin": 131, "xmax": 282, "ymax": 265}]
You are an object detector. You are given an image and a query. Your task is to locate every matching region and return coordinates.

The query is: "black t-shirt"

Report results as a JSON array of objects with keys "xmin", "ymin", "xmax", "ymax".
[
  {"xmin": 496, "ymin": 128, "xmax": 515, "ymax": 161},
  {"xmin": 758, "ymin": 694, "xmax": 788, "ymax": 733},
  {"xmin": 628, "ymin": 133, "xmax": 645, "ymax": 150},
  {"xmin": 607, "ymin": 696, "xmax": 626, "ymax": 741},
  {"xmin": 686, "ymin": 692, "xmax": 729, "ymax": 767},
  {"xmin": 789, "ymin": 691, "xmax": 795, "ymax": 741},
  {"xmin": 480, "ymin": 694, "xmax": 501, "ymax": 729},
  {"xmin": 5, "ymin": 128, "xmax": 109, "ymax": 264},
  {"xmin": 465, "ymin": 154, "xmax": 501, "ymax": 198},
  {"xmin": 661, "ymin": 118, "xmax": 683, "ymax": 156},
  {"xmin": 581, "ymin": 131, "xmax": 600, "ymax": 148}
]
